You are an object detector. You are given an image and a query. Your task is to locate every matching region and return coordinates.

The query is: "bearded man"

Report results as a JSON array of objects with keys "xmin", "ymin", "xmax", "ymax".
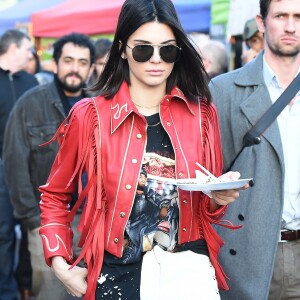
[{"xmin": 3, "ymin": 33, "xmax": 95, "ymax": 300}]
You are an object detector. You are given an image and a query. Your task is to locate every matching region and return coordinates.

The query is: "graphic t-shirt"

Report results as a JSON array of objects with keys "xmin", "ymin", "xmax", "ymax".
[
  {"xmin": 96, "ymin": 114, "xmax": 208, "ymax": 299},
  {"xmin": 123, "ymin": 115, "xmax": 178, "ymax": 263},
  {"xmin": 96, "ymin": 113, "xmax": 177, "ymax": 299}
]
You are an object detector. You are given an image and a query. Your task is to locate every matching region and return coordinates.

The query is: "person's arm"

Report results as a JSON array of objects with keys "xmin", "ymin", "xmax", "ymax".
[
  {"xmin": 39, "ymin": 111, "xmax": 88, "ymax": 296},
  {"xmin": 3, "ymin": 98, "xmax": 40, "ymax": 229},
  {"xmin": 39, "ymin": 114, "xmax": 80, "ymax": 266}
]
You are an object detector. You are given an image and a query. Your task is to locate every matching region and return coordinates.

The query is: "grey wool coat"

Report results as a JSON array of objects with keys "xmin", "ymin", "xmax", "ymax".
[{"xmin": 209, "ymin": 51, "xmax": 285, "ymax": 300}]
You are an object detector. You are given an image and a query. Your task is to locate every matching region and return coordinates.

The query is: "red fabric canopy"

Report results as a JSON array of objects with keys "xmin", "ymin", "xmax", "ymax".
[{"xmin": 31, "ymin": 0, "xmax": 124, "ymax": 37}]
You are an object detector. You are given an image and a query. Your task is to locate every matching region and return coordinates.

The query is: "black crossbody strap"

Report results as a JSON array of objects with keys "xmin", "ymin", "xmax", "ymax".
[
  {"xmin": 226, "ymin": 72, "xmax": 300, "ymax": 172},
  {"xmin": 243, "ymin": 72, "xmax": 300, "ymax": 147}
]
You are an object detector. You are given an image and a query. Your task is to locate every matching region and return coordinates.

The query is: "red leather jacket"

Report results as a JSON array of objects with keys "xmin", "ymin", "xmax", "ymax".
[{"xmin": 39, "ymin": 82, "xmax": 230, "ymax": 300}]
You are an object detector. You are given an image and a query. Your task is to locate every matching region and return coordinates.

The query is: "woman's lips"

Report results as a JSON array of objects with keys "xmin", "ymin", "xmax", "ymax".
[{"xmin": 147, "ymin": 69, "xmax": 164, "ymax": 75}]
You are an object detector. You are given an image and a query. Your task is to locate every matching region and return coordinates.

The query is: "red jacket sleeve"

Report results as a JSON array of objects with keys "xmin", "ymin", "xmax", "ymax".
[{"xmin": 39, "ymin": 113, "xmax": 80, "ymax": 266}]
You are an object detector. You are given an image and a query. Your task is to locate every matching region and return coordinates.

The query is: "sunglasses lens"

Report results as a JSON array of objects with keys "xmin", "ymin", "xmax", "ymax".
[
  {"xmin": 132, "ymin": 45, "xmax": 154, "ymax": 62},
  {"xmin": 131, "ymin": 44, "xmax": 181, "ymax": 63},
  {"xmin": 160, "ymin": 45, "xmax": 180, "ymax": 63}
]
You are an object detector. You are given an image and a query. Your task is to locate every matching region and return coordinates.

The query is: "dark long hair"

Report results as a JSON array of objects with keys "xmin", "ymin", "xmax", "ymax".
[{"xmin": 92, "ymin": 0, "xmax": 211, "ymax": 103}]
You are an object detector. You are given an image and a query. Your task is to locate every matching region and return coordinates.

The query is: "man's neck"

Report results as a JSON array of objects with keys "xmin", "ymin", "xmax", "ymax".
[
  {"xmin": 0, "ymin": 56, "xmax": 17, "ymax": 74},
  {"xmin": 64, "ymin": 90, "xmax": 82, "ymax": 97},
  {"xmin": 264, "ymin": 49, "xmax": 300, "ymax": 88}
]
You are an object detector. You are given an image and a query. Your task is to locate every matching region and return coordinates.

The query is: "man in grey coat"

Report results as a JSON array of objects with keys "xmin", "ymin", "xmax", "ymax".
[{"xmin": 209, "ymin": 0, "xmax": 300, "ymax": 299}]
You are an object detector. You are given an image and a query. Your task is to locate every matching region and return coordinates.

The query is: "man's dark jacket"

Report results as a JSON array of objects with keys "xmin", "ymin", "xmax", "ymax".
[
  {"xmin": 0, "ymin": 68, "xmax": 38, "ymax": 157},
  {"xmin": 3, "ymin": 79, "xmax": 86, "ymax": 230}
]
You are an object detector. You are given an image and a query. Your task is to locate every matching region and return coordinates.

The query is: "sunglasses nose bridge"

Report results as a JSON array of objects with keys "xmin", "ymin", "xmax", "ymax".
[{"xmin": 149, "ymin": 45, "xmax": 162, "ymax": 62}]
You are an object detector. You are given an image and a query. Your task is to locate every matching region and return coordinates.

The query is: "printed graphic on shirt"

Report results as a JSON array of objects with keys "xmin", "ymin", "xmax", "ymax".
[
  {"xmin": 97, "ymin": 114, "xmax": 176, "ymax": 298},
  {"xmin": 122, "ymin": 152, "xmax": 179, "ymax": 264}
]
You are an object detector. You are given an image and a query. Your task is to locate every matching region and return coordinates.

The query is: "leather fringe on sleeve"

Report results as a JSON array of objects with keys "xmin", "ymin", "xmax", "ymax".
[
  {"xmin": 50, "ymin": 98, "xmax": 106, "ymax": 300},
  {"xmin": 198, "ymin": 101, "xmax": 242, "ymax": 290}
]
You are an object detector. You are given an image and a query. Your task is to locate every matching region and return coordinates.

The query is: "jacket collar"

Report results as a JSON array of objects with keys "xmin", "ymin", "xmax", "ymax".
[
  {"xmin": 0, "ymin": 68, "xmax": 29, "ymax": 78},
  {"xmin": 234, "ymin": 50, "xmax": 284, "ymax": 164},
  {"xmin": 110, "ymin": 81, "xmax": 195, "ymax": 133}
]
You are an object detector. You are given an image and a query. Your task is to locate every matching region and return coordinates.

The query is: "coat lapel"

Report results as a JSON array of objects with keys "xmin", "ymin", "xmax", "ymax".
[{"xmin": 235, "ymin": 52, "xmax": 284, "ymax": 163}]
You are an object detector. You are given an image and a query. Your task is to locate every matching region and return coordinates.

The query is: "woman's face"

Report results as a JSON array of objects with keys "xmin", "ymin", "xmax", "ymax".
[{"xmin": 123, "ymin": 21, "xmax": 177, "ymax": 90}]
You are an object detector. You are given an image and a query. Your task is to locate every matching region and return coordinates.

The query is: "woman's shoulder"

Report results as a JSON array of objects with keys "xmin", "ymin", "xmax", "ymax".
[
  {"xmin": 61, "ymin": 97, "xmax": 104, "ymax": 144},
  {"xmin": 70, "ymin": 96, "xmax": 106, "ymax": 118},
  {"xmin": 67, "ymin": 96, "xmax": 111, "ymax": 133}
]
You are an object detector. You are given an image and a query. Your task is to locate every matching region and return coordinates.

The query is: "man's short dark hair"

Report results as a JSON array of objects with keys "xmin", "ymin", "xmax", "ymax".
[
  {"xmin": 52, "ymin": 32, "xmax": 95, "ymax": 65},
  {"xmin": 94, "ymin": 38, "xmax": 112, "ymax": 60},
  {"xmin": 260, "ymin": 0, "xmax": 273, "ymax": 20},
  {"xmin": 0, "ymin": 29, "xmax": 30, "ymax": 55}
]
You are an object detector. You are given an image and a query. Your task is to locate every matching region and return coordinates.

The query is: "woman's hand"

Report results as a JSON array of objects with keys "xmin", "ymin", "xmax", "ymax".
[
  {"xmin": 211, "ymin": 171, "xmax": 249, "ymax": 207},
  {"xmin": 51, "ymin": 256, "xmax": 88, "ymax": 297}
]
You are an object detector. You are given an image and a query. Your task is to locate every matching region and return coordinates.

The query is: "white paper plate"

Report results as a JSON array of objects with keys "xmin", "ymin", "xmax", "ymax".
[{"xmin": 176, "ymin": 178, "xmax": 253, "ymax": 191}]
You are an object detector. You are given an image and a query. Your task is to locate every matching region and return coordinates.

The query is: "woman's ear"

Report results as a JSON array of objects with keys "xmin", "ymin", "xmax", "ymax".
[{"xmin": 119, "ymin": 40, "xmax": 127, "ymax": 59}]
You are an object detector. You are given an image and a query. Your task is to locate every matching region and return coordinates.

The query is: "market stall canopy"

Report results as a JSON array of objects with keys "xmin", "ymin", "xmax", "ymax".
[
  {"xmin": 31, "ymin": 0, "xmax": 123, "ymax": 38},
  {"xmin": 31, "ymin": 0, "xmax": 212, "ymax": 38},
  {"xmin": 0, "ymin": 0, "xmax": 66, "ymax": 35},
  {"xmin": 173, "ymin": 0, "xmax": 211, "ymax": 33}
]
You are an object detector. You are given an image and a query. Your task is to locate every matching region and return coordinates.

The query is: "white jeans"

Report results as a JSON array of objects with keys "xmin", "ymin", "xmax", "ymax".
[{"xmin": 140, "ymin": 245, "xmax": 220, "ymax": 300}]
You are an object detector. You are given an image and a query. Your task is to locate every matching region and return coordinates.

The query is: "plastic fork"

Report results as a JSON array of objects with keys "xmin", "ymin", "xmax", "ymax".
[{"xmin": 195, "ymin": 162, "xmax": 219, "ymax": 181}]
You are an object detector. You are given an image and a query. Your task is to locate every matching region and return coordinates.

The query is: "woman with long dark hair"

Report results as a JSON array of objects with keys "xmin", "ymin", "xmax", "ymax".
[{"xmin": 39, "ymin": 0, "xmax": 247, "ymax": 299}]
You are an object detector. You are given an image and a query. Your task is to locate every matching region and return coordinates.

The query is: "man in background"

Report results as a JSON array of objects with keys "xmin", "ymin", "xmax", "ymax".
[
  {"xmin": 241, "ymin": 17, "xmax": 264, "ymax": 65},
  {"xmin": 24, "ymin": 48, "xmax": 54, "ymax": 85},
  {"xmin": 198, "ymin": 39, "xmax": 228, "ymax": 78},
  {"xmin": 87, "ymin": 37, "xmax": 112, "ymax": 88},
  {"xmin": 190, "ymin": 33, "xmax": 228, "ymax": 78},
  {"xmin": 210, "ymin": 0, "xmax": 300, "ymax": 299},
  {"xmin": 3, "ymin": 32, "xmax": 95, "ymax": 300},
  {"xmin": 0, "ymin": 29, "xmax": 38, "ymax": 300}
]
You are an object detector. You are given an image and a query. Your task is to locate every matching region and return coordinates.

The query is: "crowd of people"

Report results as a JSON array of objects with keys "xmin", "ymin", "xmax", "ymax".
[
  {"xmin": 0, "ymin": 0, "xmax": 299, "ymax": 299},
  {"xmin": 0, "ymin": 30, "xmax": 110, "ymax": 300}
]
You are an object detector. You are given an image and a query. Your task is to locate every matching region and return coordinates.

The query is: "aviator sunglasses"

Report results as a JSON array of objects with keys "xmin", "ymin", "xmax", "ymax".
[{"xmin": 126, "ymin": 44, "xmax": 181, "ymax": 63}]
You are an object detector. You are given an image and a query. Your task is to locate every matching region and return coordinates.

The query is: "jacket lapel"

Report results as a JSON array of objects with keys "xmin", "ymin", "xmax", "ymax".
[{"xmin": 235, "ymin": 52, "xmax": 284, "ymax": 163}]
